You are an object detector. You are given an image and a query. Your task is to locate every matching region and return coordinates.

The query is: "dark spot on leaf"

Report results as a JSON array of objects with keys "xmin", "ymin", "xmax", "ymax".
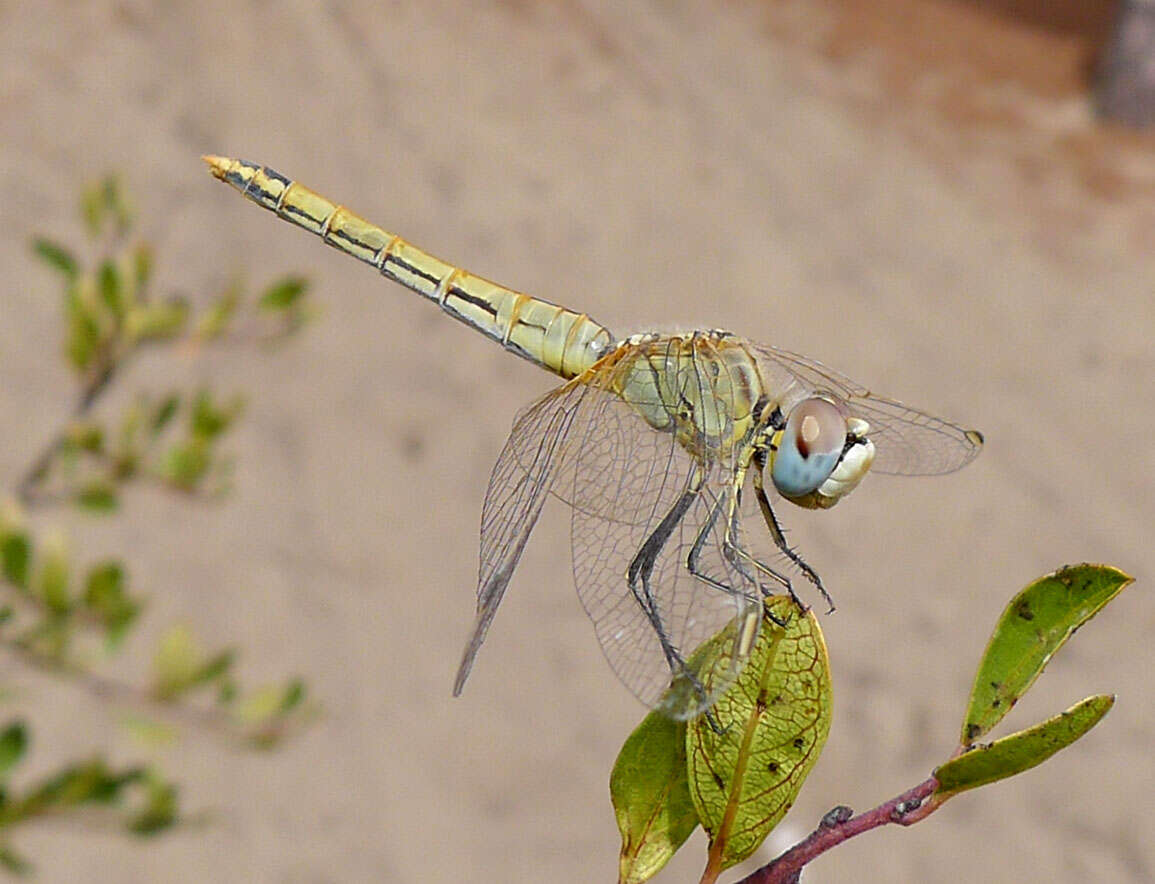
[
  {"xmin": 965, "ymin": 722, "xmax": 982, "ymax": 743},
  {"xmin": 793, "ymin": 737, "xmax": 805, "ymax": 750},
  {"xmin": 768, "ymin": 761, "xmax": 779, "ymax": 774},
  {"xmin": 712, "ymin": 771, "xmax": 725, "ymax": 789},
  {"xmin": 756, "ymin": 689, "xmax": 768, "ymax": 712},
  {"xmin": 989, "ymin": 681, "xmax": 1001, "ymax": 690},
  {"xmin": 1015, "ymin": 600, "xmax": 1034, "ymax": 621},
  {"xmin": 991, "ymin": 698, "xmax": 1001, "ymax": 708}
]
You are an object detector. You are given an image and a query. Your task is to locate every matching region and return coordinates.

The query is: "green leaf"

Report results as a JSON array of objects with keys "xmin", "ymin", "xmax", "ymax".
[
  {"xmin": 126, "ymin": 298, "xmax": 189, "ymax": 341},
  {"xmin": 83, "ymin": 562, "xmax": 140, "ymax": 646},
  {"xmin": 278, "ymin": 678, "xmax": 306, "ymax": 713},
  {"xmin": 117, "ymin": 398, "xmax": 144, "ymax": 455},
  {"xmin": 128, "ymin": 775, "xmax": 178, "ymax": 835},
  {"xmin": 82, "ymin": 175, "xmax": 132, "ymax": 238},
  {"xmin": 65, "ymin": 287, "xmax": 103, "ymax": 372},
  {"xmin": 1, "ymin": 533, "xmax": 31, "ymax": 590},
  {"xmin": 612, "ymin": 710, "xmax": 698, "ymax": 884},
  {"xmin": 193, "ymin": 651, "xmax": 235, "ymax": 688},
  {"xmin": 97, "ymin": 260, "xmax": 124, "ymax": 320},
  {"xmin": 106, "ymin": 177, "xmax": 134, "ymax": 234},
  {"xmin": 81, "ymin": 180, "xmax": 107, "ymax": 237},
  {"xmin": 0, "ymin": 723, "xmax": 28, "ymax": 779},
  {"xmin": 152, "ymin": 625, "xmax": 201, "ymax": 699},
  {"xmin": 962, "ymin": 564, "xmax": 1132, "ymax": 744},
  {"xmin": 0, "ymin": 845, "xmax": 32, "ymax": 876},
  {"xmin": 119, "ymin": 714, "xmax": 179, "ymax": 749},
  {"xmin": 31, "ymin": 238, "xmax": 78, "ymax": 280},
  {"xmin": 159, "ymin": 440, "xmax": 210, "ymax": 491},
  {"xmin": 195, "ymin": 288, "xmax": 240, "ymax": 340},
  {"xmin": 153, "ymin": 626, "xmax": 233, "ymax": 699},
  {"xmin": 190, "ymin": 390, "xmax": 242, "ymax": 440},
  {"xmin": 235, "ymin": 680, "xmax": 291, "ymax": 726},
  {"xmin": 687, "ymin": 596, "xmax": 832, "ymax": 873},
  {"xmin": 36, "ymin": 538, "xmax": 71, "ymax": 615},
  {"xmin": 68, "ymin": 421, "xmax": 104, "ymax": 454},
  {"xmin": 76, "ymin": 482, "xmax": 119, "ymax": 514},
  {"xmin": 132, "ymin": 243, "xmax": 153, "ymax": 293},
  {"xmin": 19, "ymin": 760, "xmax": 143, "ymax": 816},
  {"xmin": 149, "ymin": 395, "xmax": 180, "ymax": 436},
  {"xmin": 937, "ymin": 695, "xmax": 1114, "ymax": 799},
  {"xmin": 258, "ymin": 276, "xmax": 307, "ymax": 311}
]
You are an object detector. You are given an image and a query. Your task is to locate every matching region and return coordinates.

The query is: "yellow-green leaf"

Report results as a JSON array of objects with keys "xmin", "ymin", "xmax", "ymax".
[
  {"xmin": 963, "ymin": 565, "xmax": 1132, "ymax": 744},
  {"xmin": 126, "ymin": 298, "xmax": 189, "ymax": 341},
  {"xmin": 159, "ymin": 440, "xmax": 210, "ymax": 490},
  {"xmin": 235, "ymin": 682, "xmax": 289, "ymax": 725},
  {"xmin": 65, "ymin": 287, "xmax": 103, "ymax": 372},
  {"xmin": 611, "ymin": 710, "xmax": 698, "ymax": 884},
  {"xmin": 195, "ymin": 287, "xmax": 240, "ymax": 340},
  {"xmin": 152, "ymin": 625, "xmax": 201, "ymax": 699},
  {"xmin": 131, "ymin": 243, "xmax": 153, "ymax": 293},
  {"xmin": 75, "ymin": 482, "xmax": 118, "ymax": 514},
  {"xmin": 937, "ymin": 694, "xmax": 1114, "ymax": 799},
  {"xmin": 119, "ymin": 713, "xmax": 179, "ymax": 749},
  {"xmin": 687, "ymin": 596, "xmax": 832, "ymax": 873},
  {"xmin": 36, "ymin": 535, "xmax": 71, "ymax": 615}
]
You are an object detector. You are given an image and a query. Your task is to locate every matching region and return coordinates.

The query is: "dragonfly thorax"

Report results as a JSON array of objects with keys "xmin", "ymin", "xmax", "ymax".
[{"xmin": 613, "ymin": 332, "xmax": 763, "ymax": 461}]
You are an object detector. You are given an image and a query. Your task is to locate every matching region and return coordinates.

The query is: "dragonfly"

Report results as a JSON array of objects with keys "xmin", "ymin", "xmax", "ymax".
[{"xmin": 204, "ymin": 156, "xmax": 983, "ymax": 719}]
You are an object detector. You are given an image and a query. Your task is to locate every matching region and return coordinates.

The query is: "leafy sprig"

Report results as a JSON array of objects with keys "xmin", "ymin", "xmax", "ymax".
[{"xmin": 612, "ymin": 564, "xmax": 1131, "ymax": 883}]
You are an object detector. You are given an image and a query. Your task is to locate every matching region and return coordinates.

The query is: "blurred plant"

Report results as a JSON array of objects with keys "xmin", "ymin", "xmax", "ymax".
[
  {"xmin": 0, "ymin": 175, "xmax": 316, "ymax": 873},
  {"xmin": 611, "ymin": 564, "xmax": 1131, "ymax": 883},
  {"xmin": 0, "ymin": 720, "xmax": 179, "ymax": 874},
  {"xmin": 21, "ymin": 175, "xmax": 310, "ymax": 511}
]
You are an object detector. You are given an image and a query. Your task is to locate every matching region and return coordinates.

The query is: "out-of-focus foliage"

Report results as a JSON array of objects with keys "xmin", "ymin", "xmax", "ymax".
[
  {"xmin": 24, "ymin": 176, "xmax": 313, "ymax": 513},
  {"xmin": 0, "ymin": 174, "xmax": 317, "ymax": 874}
]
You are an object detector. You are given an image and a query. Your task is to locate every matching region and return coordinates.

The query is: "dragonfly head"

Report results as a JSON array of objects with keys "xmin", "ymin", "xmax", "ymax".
[{"xmin": 768, "ymin": 398, "xmax": 876, "ymax": 510}]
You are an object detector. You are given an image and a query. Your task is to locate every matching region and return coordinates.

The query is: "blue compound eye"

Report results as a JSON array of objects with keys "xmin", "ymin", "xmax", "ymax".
[{"xmin": 771, "ymin": 398, "xmax": 848, "ymax": 498}]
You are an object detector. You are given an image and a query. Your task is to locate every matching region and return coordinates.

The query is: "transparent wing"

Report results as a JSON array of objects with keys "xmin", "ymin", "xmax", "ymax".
[
  {"xmin": 567, "ymin": 351, "xmax": 763, "ymax": 719},
  {"xmin": 458, "ymin": 340, "xmax": 765, "ymax": 718},
  {"xmin": 453, "ymin": 377, "xmax": 589, "ymax": 696},
  {"xmin": 750, "ymin": 343, "xmax": 983, "ymax": 475}
]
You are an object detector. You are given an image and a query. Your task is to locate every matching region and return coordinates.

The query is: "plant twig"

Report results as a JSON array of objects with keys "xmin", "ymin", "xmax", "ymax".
[
  {"xmin": 735, "ymin": 776, "xmax": 941, "ymax": 884},
  {"xmin": 16, "ymin": 359, "xmax": 120, "ymax": 504},
  {"xmin": 0, "ymin": 639, "xmax": 255, "ymax": 748}
]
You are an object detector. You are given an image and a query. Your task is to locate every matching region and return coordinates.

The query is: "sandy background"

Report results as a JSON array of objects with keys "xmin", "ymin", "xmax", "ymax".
[{"xmin": 2, "ymin": 1, "xmax": 1153, "ymax": 881}]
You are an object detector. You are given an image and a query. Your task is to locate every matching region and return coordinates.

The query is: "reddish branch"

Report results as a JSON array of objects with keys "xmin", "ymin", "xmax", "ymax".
[{"xmin": 735, "ymin": 775, "xmax": 942, "ymax": 884}]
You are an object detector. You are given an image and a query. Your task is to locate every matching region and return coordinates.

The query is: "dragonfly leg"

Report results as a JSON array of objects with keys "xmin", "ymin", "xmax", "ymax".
[
  {"xmin": 683, "ymin": 491, "xmax": 790, "ymax": 632},
  {"xmin": 751, "ymin": 461, "xmax": 835, "ymax": 613},
  {"xmin": 627, "ymin": 483, "xmax": 712, "ymax": 712},
  {"xmin": 685, "ymin": 492, "xmax": 769, "ymax": 596}
]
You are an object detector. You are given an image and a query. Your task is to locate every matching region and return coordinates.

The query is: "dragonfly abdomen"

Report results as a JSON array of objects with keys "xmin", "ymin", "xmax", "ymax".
[{"xmin": 203, "ymin": 156, "xmax": 613, "ymax": 379}]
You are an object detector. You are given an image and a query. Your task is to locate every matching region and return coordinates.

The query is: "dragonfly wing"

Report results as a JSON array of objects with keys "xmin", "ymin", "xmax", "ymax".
[
  {"xmin": 453, "ymin": 379, "xmax": 588, "ymax": 696},
  {"xmin": 568, "ymin": 354, "xmax": 763, "ymax": 719},
  {"xmin": 751, "ymin": 343, "xmax": 983, "ymax": 476}
]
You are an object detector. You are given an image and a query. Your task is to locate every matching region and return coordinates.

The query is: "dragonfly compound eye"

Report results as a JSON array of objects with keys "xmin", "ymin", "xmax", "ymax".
[{"xmin": 771, "ymin": 397, "xmax": 848, "ymax": 499}]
